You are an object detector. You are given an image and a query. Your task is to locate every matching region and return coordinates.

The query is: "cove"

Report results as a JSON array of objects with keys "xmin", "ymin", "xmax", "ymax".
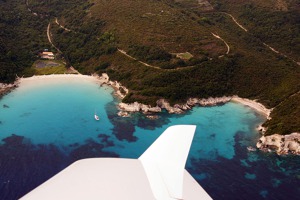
[{"xmin": 0, "ymin": 75, "xmax": 299, "ymax": 200}]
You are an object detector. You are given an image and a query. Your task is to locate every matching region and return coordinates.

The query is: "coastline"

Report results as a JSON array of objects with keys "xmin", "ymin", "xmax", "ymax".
[
  {"xmin": 257, "ymin": 133, "xmax": 300, "ymax": 155},
  {"xmin": 3, "ymin": 74, "xmax": 272, "ymax": 119},
  {"xmin": 1, "ymin": 74, "xmax": 102, "ymax": 99},
  {"xmin": 5, "ymin": 73, "xmax": 299, "ymax": 155},
  {"xmin": 0, "ymin": 80, "xmax": 20, "ymax": 98},
  {"xmin": 2, "ymin": 74, "xmax": 272, "ymax": 122},
  {"xmin": 231, "ymin": 96, "xmax": 271, "ymax": 119}
]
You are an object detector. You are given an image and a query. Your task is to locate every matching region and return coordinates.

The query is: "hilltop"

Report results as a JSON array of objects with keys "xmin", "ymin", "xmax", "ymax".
[{"xmin": 0, "ymin": 0, "xmax": 299, "ymax": 136}]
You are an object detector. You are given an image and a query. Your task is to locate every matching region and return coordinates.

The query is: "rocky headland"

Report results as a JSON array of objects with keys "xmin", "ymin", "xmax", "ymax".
[
  {"xmin": 118, "ymin": 97, "xmax": 232, "ymax": 115},
  {"xmin": 90, "ymin": 73, "xmax": 300, "ymax": 156},
  {"xmin": 95, "ymin": 73, "xmax": 128, "ymax": 99},
  {"xmin": 257, "ymin": 133, "xmax": 300, "ymax": 155},
  {"xmin": 95, "ymin": 73, "xmax": 232, "ymax": 116}
]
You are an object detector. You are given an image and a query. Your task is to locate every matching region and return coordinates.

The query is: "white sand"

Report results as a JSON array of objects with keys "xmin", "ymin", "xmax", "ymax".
[
  {"xmin": 19, "ymin": 74, "xmax": 102, "ymax": 86},
  {"xmin": 231, "ymin": 96, "xmax": 272, "ymax": 119}
]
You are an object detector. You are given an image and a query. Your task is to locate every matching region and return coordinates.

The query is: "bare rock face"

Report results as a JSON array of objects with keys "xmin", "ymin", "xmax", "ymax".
[
  {"xmin": 198, "ymin": 96, "xmax": 232, "ymax": 106},
  {"xmin": 157, "ymin": 99, "xmax": 184, "ymax": 114},
  {"xmin": 97, "ymin": 73, "xmax": 128, "ymax": 99},
  {"xmin": 186, "ymin": 96, "xmax": 231, "ymax": 107},
  {"xmin": 187, "ymin": 98, "xmax": 199, "ymax": 106},
  {"xmin": 118, "ymin": 102, "xmax": 141, "ymax": 112},
  {"xmin": 117, "ymin": 111, "xmax": 130, "ymax": 117},
  {"xmin": 257, "ymin": 133, "xmax": 300, "ymax": 155},
  {"xmin": 174, "ymin": 104, "xmax": 191, "ymax": 111},
  {"xmin": 148, "ymin": 106, "xmax": 162, "ymax": 113},
  {"xmin": 118, "ymin": 102, "xmax": 162, "ymax": 114},
  {"xmin": 118, "ymin": 97, "xmax": 232, "ymax": 116}
]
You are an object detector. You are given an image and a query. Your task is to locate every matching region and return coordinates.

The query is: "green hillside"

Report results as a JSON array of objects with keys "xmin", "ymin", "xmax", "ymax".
[{"xmin": 0, "ymin": 0, "xmax": 299, "ymax": 136}]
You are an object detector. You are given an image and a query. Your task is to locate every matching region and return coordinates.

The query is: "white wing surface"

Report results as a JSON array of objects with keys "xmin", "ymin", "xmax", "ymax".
[{"xmin": 20, "ymin": 125, "xmax": 212, "ymax": 200}]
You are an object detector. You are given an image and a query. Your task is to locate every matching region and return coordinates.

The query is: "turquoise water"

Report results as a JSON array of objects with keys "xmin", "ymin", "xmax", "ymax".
[
  {"xmin": 0, "ymin": 77, "xmax": 115, "ymax": 146},
  {"xmin": 0, "ymin": 76, "xmax": 299, "ymax": 199}
]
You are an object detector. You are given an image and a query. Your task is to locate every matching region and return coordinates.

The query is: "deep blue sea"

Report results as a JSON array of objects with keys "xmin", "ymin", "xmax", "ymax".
[{"xmin": 0, "ymin": 76, "xmax": 299, "ymax": 200}]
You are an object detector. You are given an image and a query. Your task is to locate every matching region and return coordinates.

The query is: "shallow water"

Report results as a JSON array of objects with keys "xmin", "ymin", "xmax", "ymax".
[{"xmin": 0, "ymin": 77, "xmax": 299, "ymax": 199}]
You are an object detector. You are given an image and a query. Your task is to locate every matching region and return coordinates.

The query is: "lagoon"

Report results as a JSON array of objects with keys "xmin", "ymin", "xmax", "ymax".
[{"xmin": 0, "ymin": 75, "xmax": 299, "ymax": 199}]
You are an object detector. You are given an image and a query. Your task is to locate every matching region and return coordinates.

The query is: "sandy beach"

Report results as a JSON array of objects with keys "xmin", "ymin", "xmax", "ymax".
[
  {"xmin": 1, "ymin": 74, "xmax": 104, "ymax": 98},
  {"xmin": 231, "ymin": 96, "xmax": 271, "ymax": 119},
  {"xmin": 5, "ymin": 74, "xmax": 273, "ymax": 121},
  {"xmin": 19, "ymin": 74, "xmax": 100, "ymax": 84},
  {"xmin": 15, "ymin": 74, "xmax": 108, "ymax": 91}
]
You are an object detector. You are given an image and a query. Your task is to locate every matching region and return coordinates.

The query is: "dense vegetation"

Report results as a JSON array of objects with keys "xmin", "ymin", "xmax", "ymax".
[
  {"xmin": 212, "ymin": 0, "xmax": 300, "ymax": 61},
  {"xmin": 0, "ymin": 0, "xmax": 49, "ymax": 82},
  {"xmin": 0, "ymin": 0, "xmax": 299, "ymax": 136}
]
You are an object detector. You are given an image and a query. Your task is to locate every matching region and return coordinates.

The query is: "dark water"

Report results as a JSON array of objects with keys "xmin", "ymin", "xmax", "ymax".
[{"xmin": 0, "ymin": 77, "xmax": 299, "ymax": 199}]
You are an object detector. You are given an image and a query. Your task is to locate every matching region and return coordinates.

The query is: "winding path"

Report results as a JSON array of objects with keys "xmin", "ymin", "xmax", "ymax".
[
  {"xmin": 221, "ymin": 12, "xmax": 299, "ymax": 65},
  {"xmin": 47, "ymin": 22, "xmax": 62, "ymax": 53},
  {"xmin": 222, "ymin": 12, "xmax": 248, "ymax": 32},
  {"xmin": 117, "ymin": 49, "xmax": 200, "ymax": 71},
  {"xmin": 55, "ymin": 18, "xmax": 71, "ymax": 32},
  {"xmin": 47, "ymin": 22, "xmax": 80, "ymax": 74},
  {"xmin": 26, "ymin": 0, "xmax": 61, "ymax": 54},
  {"xmin": 54, "ymin": 18, "xmax": 162, "ymax": 70},
  {"xmin": 25, "ymin": 0, "xmax": 46, "ymax": 17},
  {"xmin": 211, "ymin": 32, "xmax": 230, "ymax": 55},
  {"xmin": 263, "ymin": 43, "xmax": 300, "ymax": 65},
  {"xmin": 117, "ymin": 49, "xmax": 161, "ymax": 70}
]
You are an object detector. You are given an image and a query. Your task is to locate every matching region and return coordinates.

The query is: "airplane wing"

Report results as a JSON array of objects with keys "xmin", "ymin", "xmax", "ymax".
[{"xmin": 20, "ymin": 125, "xmax": 212, "ymax": 200}]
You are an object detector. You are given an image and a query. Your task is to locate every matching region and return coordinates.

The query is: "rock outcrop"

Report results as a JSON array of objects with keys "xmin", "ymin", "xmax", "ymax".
[
  {"xmin": 188, "ymin": 96, "xmax": 232, "ymax": 106},
  {"xmin": 157, "ymin": 99, "xmax": 184, "ymax": 114},
  {"xmin": 118, "ymin": 102, "xmax": 162, "ymax": 113},
  {"xmin": 117, "ymin": 96, "xmax": 232, "ymax": 114},
  {"xmin": 257, "ymin": 133, "xmax": 300, "ymax": 155},
  {"xmin": 96, "ymin": 73, "xmax": 232, "ymax": 115},
  {"xmin": 0, "ymin": 81, "xmax": 19, "ymax": 97},
  {"xmin": 117, "ymin": 111, "xmax": 130, "ymax": 117},
  {"xmin": 95, "ymin": 73, "xmax": 128, "ymax": 99}
]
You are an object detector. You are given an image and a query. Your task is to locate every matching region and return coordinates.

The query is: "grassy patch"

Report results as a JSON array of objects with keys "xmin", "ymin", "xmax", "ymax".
[
  {"xmin": 35, "ymin": 66, "xmax": 66, "ymax": 75},
  {"xmin": 175, "ymin": 52, "xmax": 193, "ymax": 60},
  {"xmin": 33, "ymin": 60, "xmax": 67, "ymax": 75}
]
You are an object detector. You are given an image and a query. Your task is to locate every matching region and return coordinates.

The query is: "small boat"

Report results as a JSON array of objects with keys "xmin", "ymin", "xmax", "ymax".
[{"xmin": 94, "ymin": 111, "xmax": 100, "ymax": 121}]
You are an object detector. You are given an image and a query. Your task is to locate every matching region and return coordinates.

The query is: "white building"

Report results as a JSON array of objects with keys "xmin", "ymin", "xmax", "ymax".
[{"xmin": 41, "ymin": 51, "xmax": 55, "ymax": 59}]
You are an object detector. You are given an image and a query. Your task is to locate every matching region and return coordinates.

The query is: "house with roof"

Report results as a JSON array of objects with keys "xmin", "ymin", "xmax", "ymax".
[{"xmin": 41, "ymin": 51, "xmax": 55, "ymax": 59}]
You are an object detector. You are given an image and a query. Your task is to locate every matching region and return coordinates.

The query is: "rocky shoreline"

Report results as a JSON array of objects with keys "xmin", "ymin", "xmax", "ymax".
[
  {"xmin": 3, "ymin": 73, "xmax": 297, "ymax": 156},
  {"xmin": 118, "ymin": 96, "xmax": 232, "ymax": 115},
  {"xmin": 0, "ymin": 80, "xmax": 20, "ymax": 98},
  {"xmin": 257, "ymin": 133, "xmax": 300, "ymax": 155},
  {"xmin": 95, "ymin": 73, "xmax": 300, "ymax": 156},
  {"xmin": 95, "ymin": 73, "xmax": 128, "ymax": 99},
  {"xmin": 94, "ymin": 73, "xmax": 232, "ymax": 116}
]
